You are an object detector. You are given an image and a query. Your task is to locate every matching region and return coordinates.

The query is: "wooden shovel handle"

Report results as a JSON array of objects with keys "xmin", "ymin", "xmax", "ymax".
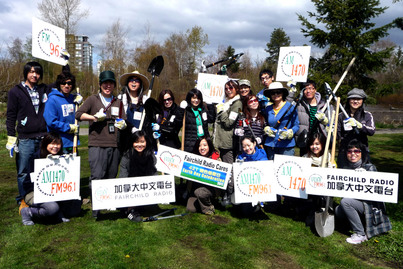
[
  {"xmin": 321, "ymin": 111, "xmax": 336, "ymax": 168},
  {"xmin": 330, "ymin": 98, "xmax": 341, "ymax": 165}
]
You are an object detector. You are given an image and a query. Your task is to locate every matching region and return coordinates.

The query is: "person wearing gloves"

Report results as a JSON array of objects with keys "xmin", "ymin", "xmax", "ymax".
[
  {"xmin": 117, "ymin": 70, "xmax": 150, "ymax": 152},
  {"xmin": 337, "ymin": 88, "xmax": 375, "ymax": 168},
  {"xmin": 44, "ymin": 71, "xmax": 82, "ymax": 154},
  {"xmin": 181, "ymin": 88, "xmax": 216, "ymax": 153},
  {"xmin": 6, "ymin": 61, "xmax": 51, "ymax": 205},
  {"xmin": 262, "ymin": 82, "xmax": 300, "ymax": 160},
  {"xmin": 295, "ymin": 80, "xmax": 333, "ymax": 156},
  {"xmin": 155, "ymin": 89, "xmax": 184, "ymax": 149},
  {"xmin": 75, "ymin": 70, "xmax": 126, "ymax": 218},
  {"xmin": 214, "ymin": 80, "xmax": 243, "ymax": 205},
  {"xmin": 336, "ymin": 139, "xmax": 391, "ymax": 244}
]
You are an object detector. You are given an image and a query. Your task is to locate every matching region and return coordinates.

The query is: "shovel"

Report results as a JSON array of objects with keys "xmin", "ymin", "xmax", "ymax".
[
  {"xmin": 315, "ymin": 108, "xmax": 338, "ymax": 237},
  {"xmin": 139, "ymin": 55, "xmax": 164, "ymax": 129}
]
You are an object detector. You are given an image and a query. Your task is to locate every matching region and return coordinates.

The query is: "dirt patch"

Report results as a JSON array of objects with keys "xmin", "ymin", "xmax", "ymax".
[
  {"xmin": 179, "ymin": 235, "xmax": 209, "ymax": 266},
  {"xmin": 209, "ymin": 215, "xmax": 230, "ymax": 225},
  {"xmin": 260, "ymin": 248, "xmax": 303, "ymax": 268}
]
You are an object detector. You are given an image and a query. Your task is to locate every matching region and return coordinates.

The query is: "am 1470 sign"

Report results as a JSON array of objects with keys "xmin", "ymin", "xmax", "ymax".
[{"xmin": 276, "ymin": 46, "xmax": 311, "ymax": 83}]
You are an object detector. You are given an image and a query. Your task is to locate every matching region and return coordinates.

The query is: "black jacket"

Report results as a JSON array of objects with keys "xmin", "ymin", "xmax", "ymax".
[
  {"xmin": 183, "ymin": 104, "xmax": 216, "ymax": 152},
  {"xmin": 6, "ymin": 83, "xmax": 50, "ymax": 139},
  {"xmin": 158, "ymin": 103, "xmax": 184, "ymax": 149}
]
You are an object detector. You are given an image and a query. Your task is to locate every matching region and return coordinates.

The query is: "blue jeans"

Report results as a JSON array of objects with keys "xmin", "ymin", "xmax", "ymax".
[
  {"xmin": 264, "ymin": 146, "xmax": 295, "ymax": 160},
  {"xmin": 16, "ymin": 138, "xmax": 41, "ymax": 203}
]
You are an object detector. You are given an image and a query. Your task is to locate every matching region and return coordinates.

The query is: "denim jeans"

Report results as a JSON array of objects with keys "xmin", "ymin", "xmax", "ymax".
[
  {"xmin": 16, "ymin": 138, "xmax": 41, "ymax": 203},
  {"xmin": 264, "ymin": 146, "xmax": 295, "ymax": 160}
]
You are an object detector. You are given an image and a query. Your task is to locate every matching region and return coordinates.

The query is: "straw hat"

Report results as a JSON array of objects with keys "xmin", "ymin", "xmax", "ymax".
[
  {"xmin": 263, "ymin": 81, "xmax": 288, "ymax": 98},
  {"xmin": 119, "ymin": 71, "xmax": 150, "ymax": 90}
]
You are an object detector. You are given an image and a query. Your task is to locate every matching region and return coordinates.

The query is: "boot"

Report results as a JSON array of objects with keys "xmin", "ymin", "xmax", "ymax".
[{"xmin": 21, "ymin": 207, "xmax": 34, "ymax": 226}]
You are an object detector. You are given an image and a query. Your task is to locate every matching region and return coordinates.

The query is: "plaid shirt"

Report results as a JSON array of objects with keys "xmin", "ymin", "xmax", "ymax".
[{"xmin": 22, "ymin": 81, "xmax": 40, "ymax": 114}]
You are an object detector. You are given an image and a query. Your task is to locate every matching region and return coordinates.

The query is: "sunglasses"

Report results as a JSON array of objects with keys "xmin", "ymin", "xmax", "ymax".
[
  {"xmin": 61, "ymin": 81, "xmax": 72, "ymax": 86},
  {"xmin": 347, "ymin": 149, "xmax": 361, "ymax": 154},
  {"xmin": 129, "ymin": 78, "xmax": 141, "ymax": 83},
  {"xmin": 226, "ymin": 86, "xmax": 235, "ymax": 90},
  {"xmin": 270, "ymin": 90, "xmax": 283, "ymax": 95},
  {"xmin": 248, "ymin": 99, "xmax": 258, "ymax": 105},
  {"xmin": 164, "ymin": 97, "xmax": 173, "ymax": 102}
]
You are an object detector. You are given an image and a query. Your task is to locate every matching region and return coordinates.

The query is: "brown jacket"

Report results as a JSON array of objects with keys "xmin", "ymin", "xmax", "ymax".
[{"xmin": 76, "ymin": 94, "xmax": 126, "ymax": 147}]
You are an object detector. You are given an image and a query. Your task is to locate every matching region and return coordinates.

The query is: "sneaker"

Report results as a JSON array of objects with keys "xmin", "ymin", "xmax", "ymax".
[
  {"xmin": 204, "ymin": 205, "xmax": 215, "ymax": 215},
  {"xmin": 21, "ymin": 207, "xmax": 34, "ymax": 226},
  {"xmin": 61, "ymin": 217, "xmax": 70, "ymax": 223},
  {"xmin": 127, "ymin": 209, "xmax": 142, "ymax": 222},
  {"xmin": 19, "ymin": 199, "xmax": 29, "ymax": 215},
  {"xmin": 346, "ymin": 233, "xmax": 368, "ymax": 244}
]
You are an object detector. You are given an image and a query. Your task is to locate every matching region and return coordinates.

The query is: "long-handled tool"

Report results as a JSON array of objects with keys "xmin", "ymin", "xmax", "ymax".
[
  {"xmin": 139, "ymin": 55, "xmax": 164, "ymax": 130},
  {"xmin": 73, "ymin": 87, "xmax": 80, "ymax": 156},
  {"xmin": 315, "ymin": 110, "xmax": 336, "ymax": 237},
  {"xmin": 143, "ymin": 208, "xmax": 187, "ymax": 222}
]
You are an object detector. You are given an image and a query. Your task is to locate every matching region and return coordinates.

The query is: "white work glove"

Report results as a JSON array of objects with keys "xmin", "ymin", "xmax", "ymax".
[
  {"xmin": 355, "ymin": 120, "xmax": 363, "ymax": 129},
  {"xmin": 68, "ymin": 124, "xmax": 79, "ymax": 134},
  {"xmin": 114, "ymin": 119, "xmax": 127, "ymax": 130},
  {"xmin": 152, "ymin": 123, "xmax": 160, "ymax": 132},
  {"xmin": 180, "ymin": 100, "xmax": 188, "ymax": 109},
  {"xmin": 343, "ymin": 117, "xmax": 357, "ymax": 131},
  {"xmin": 234, "ymin": 128, "xmax": 245, "ymax": 137},
  {"xmin": 315, "ymin": 112, "xmax": 329, "ymax": 125},
  {"xmin": 74, "ymin": 94, "xmax": 83, "ymax": 105},
  {"xmin": 279, "ymin": 129, "xmax": 294, "ymax": 140},
  {"xmin": 94, "ymin": 108, "xmax": 106, "ymax": 122},
  {"xmin": 6, "ymin": 136, "xmax": 17, "ymax": 157},
  {"xmin": 47, "ymin": 154, "xmax": 60, "ymax": 160},
  {"xmin": 287, "ymin": 80, "xmax": 297, "ymax": 93},
  {"xmin": 216, "ymin": 103, "xmax": 225, "ymax": 114},
  {"xmin": 131, "ymin": 127, "xmax": 139, "ymax": 134},
  {"xmin": 264, "ymin": 126, "xmax": 277, "ymax": 138},
  {"xmin": 153, "ymin": 132, "xmax": 161, "ymax": 139}
]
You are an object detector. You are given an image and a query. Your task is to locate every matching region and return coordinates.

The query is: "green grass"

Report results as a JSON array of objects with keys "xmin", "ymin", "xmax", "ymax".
[{"xmin": 0, "ymin": 134, "xmax": 402, "ymax": 268}]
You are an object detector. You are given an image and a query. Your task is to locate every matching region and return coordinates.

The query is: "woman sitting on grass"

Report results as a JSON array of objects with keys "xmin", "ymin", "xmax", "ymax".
[
  {"xmin": 186, "ymin": 136, "xmax": 220, "ymax": 215},
  {"xmin": 119, "ymin": 130, "xmax": 157, "ymax": 222},
  {"xmin": 20, "ymin": 132, "xmax": 71, "ymax": 225},
  {"xmin": 335, "ymin": 139, "xmax": 392, "ymax": 244}
]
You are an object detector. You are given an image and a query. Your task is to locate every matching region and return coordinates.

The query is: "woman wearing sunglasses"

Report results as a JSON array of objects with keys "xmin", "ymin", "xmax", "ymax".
[
  {"xmin": 155, "ymin": 89, "xmax": 184, "ymax": 149},
  {"xmin": 241, "ymin": 94, "xmax": 266, "ymax": 146},
  {"xmin": 335, "ymin": 139, "xmax": 391, "ymax": 244},
  {"xmin": 262, "ymin": 82, "xmax": 299, "ymax": 160},
  {"xmin": 44, "ymin": 71, "xmax": 81, "ymax": 153}
]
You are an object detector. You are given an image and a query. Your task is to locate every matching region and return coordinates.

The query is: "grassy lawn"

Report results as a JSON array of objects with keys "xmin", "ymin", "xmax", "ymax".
[{"xmin": 0, "ymin": 134, "xmax": 402, "ymax": 268}]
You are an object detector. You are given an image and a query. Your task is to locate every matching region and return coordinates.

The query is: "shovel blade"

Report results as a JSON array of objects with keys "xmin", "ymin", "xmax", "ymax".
[
  {"xmin": 315, "ymin": 211, "xmax": 335, "ymax": 237},
  {"xmin": 148, "ymin": 55, "xmax": 164, "ymax": 76}
]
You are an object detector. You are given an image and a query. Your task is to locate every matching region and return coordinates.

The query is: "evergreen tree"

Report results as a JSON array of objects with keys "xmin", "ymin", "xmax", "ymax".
[
  {"xmin": 265, "ymin": 28, "xmax": 291, "ymax": 69},
  {"xmin": 298, "ymin": 0, "xmax": 402, "ymax": 96}
]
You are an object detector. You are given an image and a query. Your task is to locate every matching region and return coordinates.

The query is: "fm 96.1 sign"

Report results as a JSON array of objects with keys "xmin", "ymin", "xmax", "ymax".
[{"xmin": 32, "ymin": 17, "xmax": 66, "ymax": 66}]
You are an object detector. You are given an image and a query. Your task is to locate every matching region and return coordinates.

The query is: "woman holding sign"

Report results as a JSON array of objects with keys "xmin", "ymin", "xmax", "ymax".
[
  {"xmin": 20, "ymin": 132, "xmax": 72, "ymax": 226},
  {"xmin": 262, "ymin": 82, "xmax": 299, "ymax": 160},
  {"xmin": 335, "ymin": 139, "xmax": 391, "ymax": 244},
  {"xmin": 186, "ymin": 136, "xmax": 220, "ymax": 215},
  {"xmin": 119, "ymin": 130, "xmax": 157, "ymax": 222}
]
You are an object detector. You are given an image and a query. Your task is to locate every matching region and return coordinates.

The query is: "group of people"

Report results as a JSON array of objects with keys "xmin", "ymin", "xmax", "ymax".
[{"xmin": 6, "ymin": 62, "xmax": 390, "ymax": 245}]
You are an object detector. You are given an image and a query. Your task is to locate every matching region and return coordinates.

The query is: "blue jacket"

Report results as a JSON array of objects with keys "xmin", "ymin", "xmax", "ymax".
[
  {"xmin": 237, "ymin": 147, "xmax": 268, "ymax": 162},
  {"xmin": 44, "ymin": 89, "xmax": 79, "ymax": 148},
  {"xmin": 263, "ymin": 101, "xmax": 299, "ymax": 148}
]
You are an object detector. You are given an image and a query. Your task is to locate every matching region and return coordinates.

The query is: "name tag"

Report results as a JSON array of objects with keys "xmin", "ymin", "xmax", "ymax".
[
  {"xmin": 111, "ymin": 107, "xmax": 119, "ymax": 116},
  {"xmin": 133, "ymin": 111, "xmax": 142, "ymax": 120},
  {"xmin": 202, "ymin": 112, "xmax": 207, "ymax": 121},
  {"xmin": 229, "ymin": 111, "xmax": 238, "ymax": 121}
]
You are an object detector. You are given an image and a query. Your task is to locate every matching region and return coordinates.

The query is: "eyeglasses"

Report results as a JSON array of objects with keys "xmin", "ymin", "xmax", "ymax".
[
  {"xmin": 226, "ymin": 86, "xmax": 235, "ymax": 90},
  {"xmin": 164, "ymin": 97, "xmax": 172, "ymax": 102},
  {"xmin": 248, "ymin": 99, "xmax": 258, "ymax": 105},
  {"xmin": 270, "ymin": 90, "xmax": 282, "ymax": 96},
  {"xmin": 129, "ymin": 78, "xmax": 141, "ymax": 83},
  {"xmin": 62, "ymin": 81, "xmax": 72, "ymax": 86},
  {"xmin": 347, "ymin": 149, "xmax": 361, "ymax": 154},
  {"xmin": 261, "ymin": 76, "xmax": 272, "ymax": 81}
]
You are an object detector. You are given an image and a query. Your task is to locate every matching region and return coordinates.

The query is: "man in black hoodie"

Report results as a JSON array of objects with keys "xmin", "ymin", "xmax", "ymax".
[{"xmin": 6, "ymin": 61, "xmax": 50, "ymax": 204}]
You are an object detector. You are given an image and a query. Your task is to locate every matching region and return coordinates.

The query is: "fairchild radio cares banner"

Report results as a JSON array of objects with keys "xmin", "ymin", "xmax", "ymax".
[
  {"xmin": 156, "ymin": 145, "xmax": 232, "ymax": 190},
  {"xmin": 30, "ymin": 156, "xmax": 81, "ymax": 203}
]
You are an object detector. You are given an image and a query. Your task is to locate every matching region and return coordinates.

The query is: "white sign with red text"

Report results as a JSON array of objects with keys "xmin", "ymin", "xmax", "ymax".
[
  {"xmin": 273, "ymin": 154, "xmax": 312, "ymax": 199},
  {"xmin": 276, "ymin": 46, "xmax": 311, "ymax": 82},
  {"xmin": 32, "ymin": 17, "xmax": 66, "ymax": 65},
  {"xmin": 306, "ymin": 167, "xmax": 399, "ymax": 203},
  {"xmin": 30, "ymin": 156, "xmax": 81, "ymax": 203},
  {"xmin": 232, "ymin": 161, "xmax": 277, "ymax": 205},
  {"xmin": 91, "ymin": 175, "xmax": 176, "ymax": 210},
  {"xmin": 197, "ymin": 73, "xmax": 228, "ymax": 104}
]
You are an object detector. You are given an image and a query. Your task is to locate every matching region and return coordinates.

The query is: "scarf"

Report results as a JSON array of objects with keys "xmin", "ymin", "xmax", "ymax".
[{"xmin": 191, "ymin": 107, "xmax": 204, "ymax": 137}]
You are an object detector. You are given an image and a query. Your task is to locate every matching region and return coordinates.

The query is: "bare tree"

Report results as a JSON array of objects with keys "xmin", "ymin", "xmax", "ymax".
[{"xmin": 37, "ymin": 0, "xmax": 89, "ymax": 35}]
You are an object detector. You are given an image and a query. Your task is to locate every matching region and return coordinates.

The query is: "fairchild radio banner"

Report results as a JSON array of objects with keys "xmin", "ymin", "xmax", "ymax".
[{"xmin": 156, "ymin": 145, "xmax": 232, "ymax": 190}]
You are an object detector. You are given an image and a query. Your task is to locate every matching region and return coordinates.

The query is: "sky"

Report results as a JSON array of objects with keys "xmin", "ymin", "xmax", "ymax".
[{"xmin": 0, "ymin": 0, "xmax": 402, "ymax": 69}]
